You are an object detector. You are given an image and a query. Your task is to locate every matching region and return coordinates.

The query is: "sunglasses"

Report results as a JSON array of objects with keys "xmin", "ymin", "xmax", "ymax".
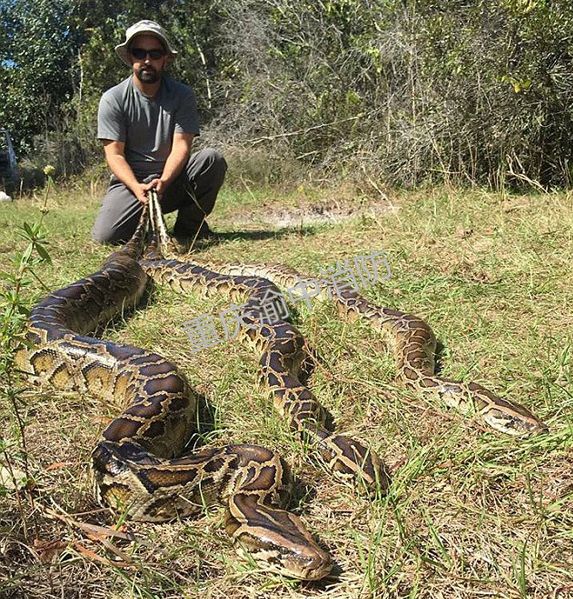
[{"xmin": 130, "ymin": 47, "xmax": 165, "ymax": 60}]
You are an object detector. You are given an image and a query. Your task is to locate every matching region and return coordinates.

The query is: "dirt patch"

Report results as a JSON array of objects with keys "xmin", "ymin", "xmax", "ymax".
[{"xmin": 230, "ymin": 197, "xmax": 396, "ymax": 229}]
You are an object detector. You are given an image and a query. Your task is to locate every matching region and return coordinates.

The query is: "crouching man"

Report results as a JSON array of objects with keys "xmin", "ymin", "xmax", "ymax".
[{"xmin": 92, "ymin": 20, "xmax": 226, "ymax": 244}]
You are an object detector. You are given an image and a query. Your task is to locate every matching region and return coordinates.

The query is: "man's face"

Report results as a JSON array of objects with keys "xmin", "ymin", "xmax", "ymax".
[{"xmin": 129, "ymin": 34, "xmax": 168, "ymax": 84}]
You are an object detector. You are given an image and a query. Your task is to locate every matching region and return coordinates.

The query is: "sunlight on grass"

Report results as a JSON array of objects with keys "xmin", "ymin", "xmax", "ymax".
[{"xmin": 1, "ymin": 183, "xmax": 573, "ymax": 597}]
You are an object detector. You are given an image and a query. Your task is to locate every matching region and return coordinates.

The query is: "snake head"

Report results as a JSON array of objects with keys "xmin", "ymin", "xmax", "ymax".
[
  {"xmin": 92, "ymin": 441, "xmax": 128, "ymax": 478},
  {"xmin": 465, "ymin": 383, "xmax": 549, "ymax": 436},
  {"xmin": 245, "ymin": 534, "xmax": 333, "ymax": 581},
  {"xmin": 482, "ymin": 404, "xmax": 549, "ymax": 436},
  {"xmin": 226, "ymin": 494, "xmax": 332, "ymax": 580},
  {"xmin": 91, "ymin": 441, "xmax": 131, "ymax": 509}
]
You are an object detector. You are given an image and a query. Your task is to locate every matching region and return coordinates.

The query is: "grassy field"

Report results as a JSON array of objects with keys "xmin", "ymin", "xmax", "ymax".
[{"xmin": 1, "ymin": 178, "xmax": 573, "ymax": 598}]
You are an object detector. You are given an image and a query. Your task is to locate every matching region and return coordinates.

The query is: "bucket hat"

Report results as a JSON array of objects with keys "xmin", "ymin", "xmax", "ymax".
[{"xmin": 115, "ymin": 20, "xmax": 178, "ymax": 66}]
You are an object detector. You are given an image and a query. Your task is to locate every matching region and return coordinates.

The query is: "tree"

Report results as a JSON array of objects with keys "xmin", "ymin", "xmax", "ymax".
[{"xmin": 0, "ymin": 0, "xmax": 80, "ymax": 154}]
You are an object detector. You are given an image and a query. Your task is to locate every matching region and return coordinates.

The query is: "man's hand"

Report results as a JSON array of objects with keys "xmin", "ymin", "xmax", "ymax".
[
  {"xmin": 142, "ymin": 178, "xmax": 169, "ymax": 197},
  {"xmin": 134, "ymin": 183, "xmax": 151, "ymax": 204},
  {"xmin": 103, "ymin": 140, "xmax": 155, "ymax": 205},
  {"xmin": 101, "ymin": 133, "xmax": 193, "ymax": 205}
]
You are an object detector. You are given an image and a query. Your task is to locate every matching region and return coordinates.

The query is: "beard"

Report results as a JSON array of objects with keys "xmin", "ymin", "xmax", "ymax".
[{"xmin": 136, "ymin": 66, "xmax": 160, "ymax": 84}]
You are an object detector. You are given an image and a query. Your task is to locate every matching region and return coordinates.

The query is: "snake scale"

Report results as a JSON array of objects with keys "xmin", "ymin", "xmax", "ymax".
[
  {"xmin": 14, "ymin": 192, "xmax": 548, "ymax": 581},
  {"xmin": 147, "ymin": 191, "xmax": 546, "ymax": 437},
  {"xmin": 198, "ymin": 263, "xmax": 548, "ymax": 437},
  {"xmin": 15, "ymin": 205, "xmax": 331, "ymax": 579},
  {"xmin": 142, "ymin": 197, "xmax": 389, "ymax": 496}
]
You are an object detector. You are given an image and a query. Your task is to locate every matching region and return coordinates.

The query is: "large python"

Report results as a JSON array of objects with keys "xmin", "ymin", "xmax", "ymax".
[
  {"xmin": 14, "ymin": 192, "xmax": 547, "ymax": 581},
  {"xmin": 187, "ymin": 257, "xmax": 548, "ymax": 436},
  {"xmin": 14, "ymin": 204, "xmax": 333, "ymax": 580},
  {"xmin": 140, "ymin": 195, "xmax": 546, "ymax": 500},
  {"xmin": 143, "ymin": 195, "xmax": 547, "ymax": 437},
  {"xmin": 141, "ymin": 195, "xmax": 389, "ymax": 496}
]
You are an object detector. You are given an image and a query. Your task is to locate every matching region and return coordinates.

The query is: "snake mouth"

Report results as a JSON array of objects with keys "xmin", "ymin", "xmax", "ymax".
[
  {"xmin": 291, "ymin": 551, "xmax": 333, "ymax": 580},
  {"xmin": 484, "ymin": 409, "xmax": 549, "ymax": 436},
  {"xmin": 236, "ymin": 542, "xmax": 332, "ymax": 580},
  {"xmin": 282, "ymin": 556, "xmax": 332, "ymax": 581},
  {"xmin": 516, "ymin": 415, "xmax": 549, "ymax": 435}
]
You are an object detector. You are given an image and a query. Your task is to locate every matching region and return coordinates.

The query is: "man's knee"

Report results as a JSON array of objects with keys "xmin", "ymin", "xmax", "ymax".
[
  {"xmin": 92, "ymin": 225, "xmax": 125, "ymax": 245},
  {"xmin": 92, "ymin": 219, "xmax": 133, "ymax": 245},
  {"xmin": 190, "ymin": 148, "xmax": 227, "ymax": 183},
  {"xmin": 92, "ymin": 186, "xmax": 142, "ymax": 245},
  {"xmin": 205, "ymin": 147, "xmax": 227, "ymax": 173}
]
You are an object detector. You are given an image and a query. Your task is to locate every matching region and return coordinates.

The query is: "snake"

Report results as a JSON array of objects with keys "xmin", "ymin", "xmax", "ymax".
[
  {"xmin": 13, "ymin": 204, "xmax": 333, "ymax": 580},
  {"xmin": 141, "ymin": 195, "xmax": 389, "ymax": 496},
  {"xmin": 14, "ymin": 192, "xmax": 547, "ymax": 580},
  {"xmin": 144, "ymin": 194, "xmax": 547, "ymax": 437},
  {"xmin": 186, "ymin": 259, "xmax": 548, "ymax": 436}
]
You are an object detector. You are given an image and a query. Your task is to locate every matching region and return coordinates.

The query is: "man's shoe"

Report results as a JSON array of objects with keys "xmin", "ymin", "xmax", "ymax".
[
  {"xmin": 194, "ymin": 222, "xmax": 216, "ymax": 241},
  {"xmin": 172, "ymin": 221, "xmax": 217, "ymax": 248}
]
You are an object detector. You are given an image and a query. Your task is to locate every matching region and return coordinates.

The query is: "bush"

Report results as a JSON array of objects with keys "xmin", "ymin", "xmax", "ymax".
[
  {"xmin": 5, "ymin": 0, "xmax": 573, "ymax": 189},
  {"xmin": 203, "ymin": 0, "xmax": 573, "ymax": 189}
]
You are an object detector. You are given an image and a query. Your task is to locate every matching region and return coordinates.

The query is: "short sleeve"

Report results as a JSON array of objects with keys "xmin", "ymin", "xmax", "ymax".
[
  {"xmin": 174, "ymin": 88, "xmax": 200, "ymax": 135},
  {"xmin": 97, "ymin": 92, "xmax": 126, "ymax": 142}
]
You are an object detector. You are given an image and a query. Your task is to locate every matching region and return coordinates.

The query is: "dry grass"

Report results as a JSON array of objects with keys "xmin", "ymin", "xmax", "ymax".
[{"xmin": 1, "ymin": 180, "xmax": 573, "ymax": 598}]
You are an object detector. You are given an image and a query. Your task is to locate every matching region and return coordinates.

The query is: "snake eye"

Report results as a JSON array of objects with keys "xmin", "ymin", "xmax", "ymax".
[{"xmin": 92, "ymin": 442, "xmax": 127, "ymax": 477}]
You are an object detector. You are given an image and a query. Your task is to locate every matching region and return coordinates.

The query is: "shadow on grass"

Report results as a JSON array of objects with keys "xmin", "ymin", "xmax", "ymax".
[
  {"xmin": 191, "ymin": 225, "xmax": 318, "ymax": 250},
  {"xmin": 434, "ymin": 339, "xmax": 446, "ymax": 375}
]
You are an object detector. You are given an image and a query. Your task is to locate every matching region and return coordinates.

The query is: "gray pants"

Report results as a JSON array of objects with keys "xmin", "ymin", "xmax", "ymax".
[{"xmin": 92, "ymin": 148, "xmax": 227, "ymax": 244}]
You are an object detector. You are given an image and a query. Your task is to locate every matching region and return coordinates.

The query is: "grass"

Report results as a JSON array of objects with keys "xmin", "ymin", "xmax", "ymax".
[{"xmin": 1, "ymin": 178, "xmax": 573, "ymax": 598}]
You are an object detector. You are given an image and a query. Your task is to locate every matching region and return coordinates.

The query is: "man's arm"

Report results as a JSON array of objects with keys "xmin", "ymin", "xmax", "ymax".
[
  {"xmin": 149, "ymin": 132, "xmax": 194, "ymax": 195},
  {"xmin": 102, "ymin": 140, "xmax": 152, "ymax": 204}
]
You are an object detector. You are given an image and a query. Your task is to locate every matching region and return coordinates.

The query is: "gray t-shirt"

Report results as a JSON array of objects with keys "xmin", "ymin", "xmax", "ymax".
[{"xmin": 97, "ymin": 75, "xmax": 200, "ymax": 178}]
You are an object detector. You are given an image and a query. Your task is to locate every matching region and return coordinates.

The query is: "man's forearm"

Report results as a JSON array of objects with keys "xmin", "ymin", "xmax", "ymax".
[{"xmin": 161, "ymin": 143, "xmax": 192, "ymax": 187}]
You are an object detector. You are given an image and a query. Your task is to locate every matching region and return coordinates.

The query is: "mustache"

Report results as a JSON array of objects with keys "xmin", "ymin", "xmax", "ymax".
[{"xmin": 136, "ymin": 65, "xmax": 159, "ymax": 80}]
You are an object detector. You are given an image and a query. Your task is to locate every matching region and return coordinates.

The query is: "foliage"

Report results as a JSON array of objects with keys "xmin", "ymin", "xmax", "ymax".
[
  {"xmin": 2, "ymin": 180, "xmax": 573, "ymax": 597},
  {"xmin": 209, "ymin": 0, "xmax": 573, "ymax": 187},
  {"xmin": 2, "ymin": 0, "xmax": 573, "ymax": 187},
  {"xmin": 0, "ymin": 0, "xmax": 80, "ymax": 154},
  {"xmin": 0, "ymin": 217, "xmax": 50, "ymax": 521},
  {"xmin": 0, "ymin": 218, "xmax": 51, "ymax": 383}
]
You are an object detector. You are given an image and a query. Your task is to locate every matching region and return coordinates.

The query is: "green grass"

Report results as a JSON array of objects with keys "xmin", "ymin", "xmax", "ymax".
[{"xmin": 2, "ymin": 180, "xmax": 573, "ymax": 598}]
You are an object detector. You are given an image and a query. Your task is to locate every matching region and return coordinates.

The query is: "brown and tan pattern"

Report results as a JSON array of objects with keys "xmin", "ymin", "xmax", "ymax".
[
  {"xmin": 143, "ymin": 193, "xmax": 390, "ymax": 495},
  {"xmin": 140, "ymin": 259, "xmax": 389, "ymax": 498},
  {"xmin": 14, "ymin": 205, "xmax": 332, "ymax": 581},
  {"xmin": 13, "ymin": 189, "xmax": 548, "ymax": 584},
  {"xmin": 194, "ymin": 261, "xmax": 548, "ymax": 436}
]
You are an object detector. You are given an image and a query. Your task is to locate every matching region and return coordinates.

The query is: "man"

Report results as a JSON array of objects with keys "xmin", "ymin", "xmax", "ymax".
[{"xmin": 92, "ymin": 20, "xmax": 226, "ymax": 244}]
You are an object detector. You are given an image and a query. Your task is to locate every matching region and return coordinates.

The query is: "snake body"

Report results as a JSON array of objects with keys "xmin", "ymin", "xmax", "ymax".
[
  {"xmin": 197, "ymin": 262, "xmax": 548, "ymax": 435},
  {"xmin": 14, "ymin": 209, "xmax": 332, "ymax": 580},
  {"xmin": 14, "ymin": 193, "xmax": 547, "ymax": 582},
  {"xmin": 141, "ymin": 194, "xmax": 389, "ymax": 494},
  {"xmin": 140, "ymin": 256, "xmax": 389, "ymax": 494}
]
